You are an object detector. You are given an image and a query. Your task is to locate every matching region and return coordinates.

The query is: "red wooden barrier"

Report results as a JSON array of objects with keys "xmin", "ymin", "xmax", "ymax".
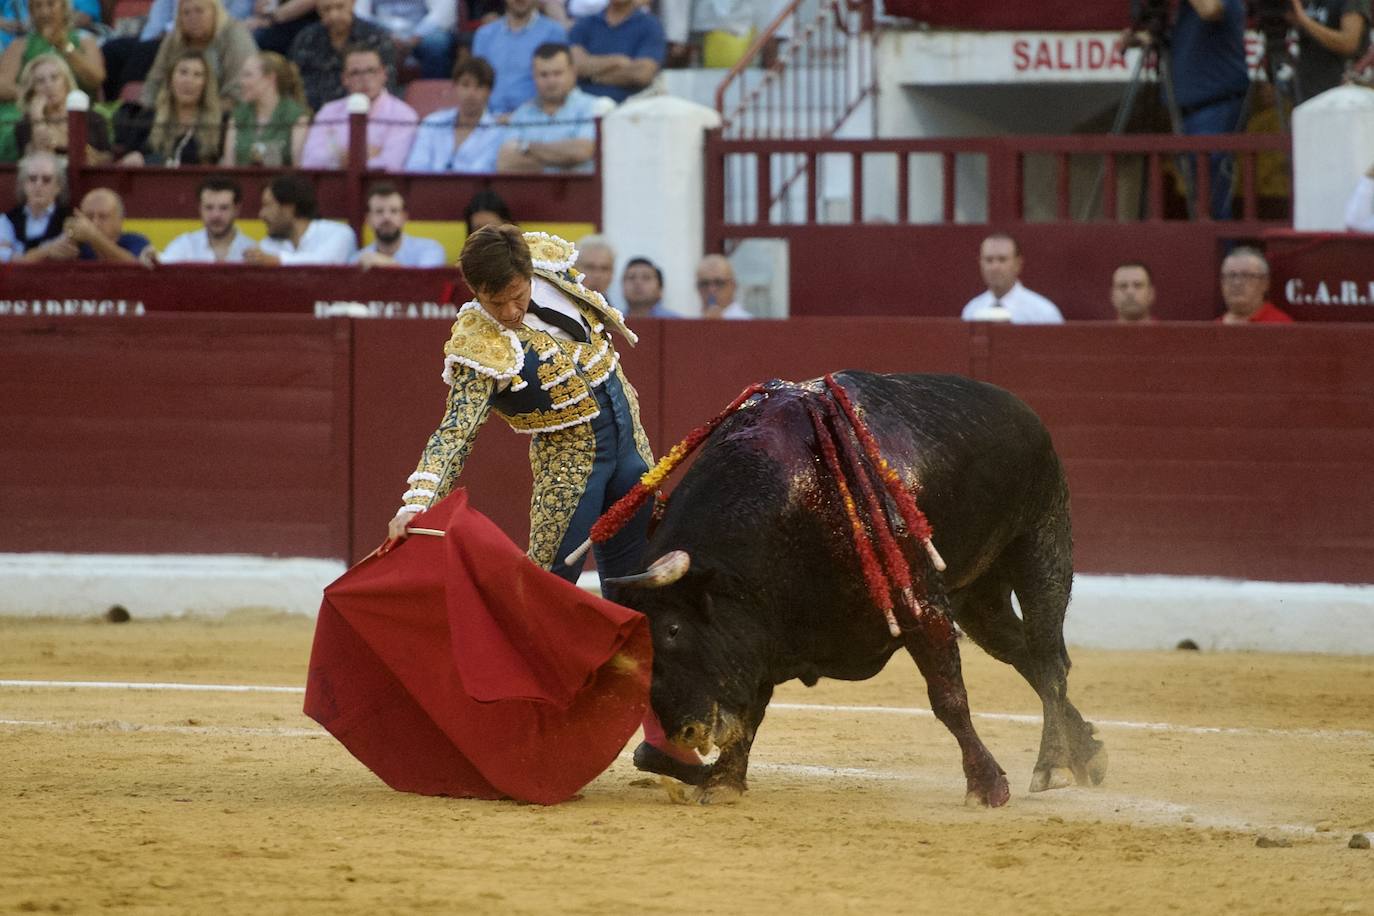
[{"xmin": 3, "ymin": 316, "xmax": 1372, "ymax": 584}]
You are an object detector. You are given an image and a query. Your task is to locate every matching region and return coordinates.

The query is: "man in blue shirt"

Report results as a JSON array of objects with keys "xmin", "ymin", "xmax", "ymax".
[
  {"xmin": 352, "ymin": 183, "xmax": 448, "ymax": 268},
  {"xmin": 1168, "ymin": 0, "xmax": 1249, "ymax": 219},
  {"xmin": 472, "ymin": 0, "xmax": 568, "ymax": 115},
  {"xmin": 569, "ymin": 0, "xmax": 666, "ymax": 104},
  {"xmin": 69, "ymin": 189, "xmax": 150, "ymax": 262},
  {"xmin": 497, "ymin": 43, "xmax": 600, "ymax": 174}
]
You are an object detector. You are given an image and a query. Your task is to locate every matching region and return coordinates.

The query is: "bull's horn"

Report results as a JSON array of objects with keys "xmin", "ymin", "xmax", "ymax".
[{"xmin": 601, "ymin": 550, "xmax": 691, "ymax": 588}]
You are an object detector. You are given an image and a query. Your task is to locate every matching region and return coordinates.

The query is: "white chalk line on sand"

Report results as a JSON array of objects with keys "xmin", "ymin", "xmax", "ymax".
[
  {"xmin": 0, "ymin": 715, "xmax": 1320, "ymax": 839},
  {"xmin": 3, "ymin": 679, "xmax": 1368, "ymax": 741}
]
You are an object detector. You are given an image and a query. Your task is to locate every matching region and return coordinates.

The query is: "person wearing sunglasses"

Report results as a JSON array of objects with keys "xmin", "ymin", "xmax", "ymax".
[
  {"xmin": 0, "ymin": 149, "xmax": 72, "ymax": 261},
  {"xmin": 694, "ymin": 253, "xmax": 751, "ymax": 319}
]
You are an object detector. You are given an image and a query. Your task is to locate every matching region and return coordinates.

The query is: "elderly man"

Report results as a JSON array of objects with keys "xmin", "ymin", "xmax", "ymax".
[
  {"xmin": 573, "ymin": 234, "xmax": 614, "ymax": 294},
  {"xmin": 156, "ymin": 175, "xmax": 256, "ymax": 264},
  {"xmin": 289, "ymin": 0, "xmax": 398, "ymax": 111},
  {"xmin": 1218, "ymin": 247, "xmax": 1293, "ymax": 323},
  {"xmin": 352, "ymin": 183, "xmax": 446, "ymax": 268},
  {"xmin": 244, "ymin": 174, "xmax": 358, "ymax": 266},
  {"xmin": 300, "ymin": 45, "xmax": 419, "ymax": 171},
  {"xmin": 0, "ymin": 151, "xmax": 73, "ymax": 261},
  {"xmin": 695, "ymin": 253, "xmax": 751, "ymax": 319},
  {"xmin": 43, "ymin": 189, "xmax": 150, "ymax": 263},
  {"xmin": 1110, "ymin": 262, "xmax": 1156, "ymax": 323},
  {"xmin": 960, "ymin": 233, "xmax": 1063, "ymax": 324},
  {"xmin": 569, "ymin": 0, "xmax": 666, "ymax": 103},
  {"xmin": 497, "ymin": 43, "xmax": 599, "ymax": 174},
  {"xmin": 472, "ymin": 0, "xmax": 569, "ymax": 115}
]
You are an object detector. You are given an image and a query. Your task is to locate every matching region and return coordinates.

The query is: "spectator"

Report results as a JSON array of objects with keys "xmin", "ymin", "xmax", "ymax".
[
  {"xmin": 244, "ymin": 173, "xmax": 357, "ymax": 265},
  {"xmin": 299, "ymin": 45, "xmax": 417, "ymax": 170},
  {"xmin": 404, "ymin": 55, "xmax": 502, "ymax": 173},
  {"xmin": 0, "ymin": 149, "xmax": 72, "ymax": 261},
  {"xmin": 496, "ymin": 42, "xmax": 597, "ymax": 173},
  {"xmin": 472, "ymin": 0, "xmax": 567, "ymax": 115},
  {"xmin": 695, "ymin": 252, "xmax": 750, "ymax": 319},
  {"xmin": 1218, "ymin": 246, "xmax": 1293, "ymax": 323},
  {"xmin": 121, "ymin": 50, "xmax": 226, "ymax": 165},
  {"xmin": 100, "ymin": 0, "xmax": 254, "ymax": 102},
  {"xmin": 1110, "ymin": 262, "xmax": 1155, "ymax": 322},
  {"xmin": 622, "ymin": 256, "xmax": 679, "ymax": 318},
  {"xmin": 156, "ymin": 174, "xmax": 255, "ymax": 262},
  {"xmin": 0, "ymin": 0, "xmax": 104, "ymax": 103},
  {"xmin": 221, "ymin": 51, "xmax": 310, "ymax": 166},
  {"xmin": 68, "ymin": 188, "xmax": 152, "ymax": 261},
  {"xmin": 573, "ymin": 233, "xmax": 613, "ymax": 293},
  {"xmin": 140, "ymin": 0, "xmax": 257, "ymax": 107},
  {"xmin": 352, "ymin": 182, "xmax": 446, "ymax": 268},
  {"xmin": 568, "ymin": 0, "xmax": 664, "ymax": 103},
  {"xmin": 1344, "ymin": 160, "xmax": 1374, "ymax": 231},
  {"xmin": 354, "ymin": 0, "xmax": 457, "ymax": 80},
  {"xmin": 960, "ymin": 233, "xmax": 1063, "ymax": 324},
  {"xmin": 249, "ymin": 0, "xmax": 320, "ymax": 56},
  {"xmin": 14, "ymin": 52, "xmax": 112, "ymax": 163},
  {"xmin": 289, "ymin": 0, "xmax": 396, "ymax": 111},
  {"xmin": 1168, "ymin": 0, "xmax": 1248, "ymax": 220},
  {"xmin": 1292, "ymin": 0, "xmax": 1371, "ymax": 102},
  {"xmin": 463, "ymin": 187, "xmax": 512, "ymax": 233}
]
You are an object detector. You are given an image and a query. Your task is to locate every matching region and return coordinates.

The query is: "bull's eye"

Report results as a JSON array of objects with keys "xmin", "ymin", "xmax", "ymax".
[{"xmin": 666, "ymin": 623, "xmax": 680, "ymax": 639}]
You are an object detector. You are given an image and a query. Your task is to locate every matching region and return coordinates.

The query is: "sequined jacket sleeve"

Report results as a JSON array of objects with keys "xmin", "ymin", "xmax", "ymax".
[{"xmin": 399, "ymin": 367, "xmax": 496, "ymax": 513}]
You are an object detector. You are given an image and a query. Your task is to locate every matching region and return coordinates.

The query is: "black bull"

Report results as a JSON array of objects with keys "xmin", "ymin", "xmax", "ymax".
[{"xmin": 610, "ymin": 371, "xmax": 1107, "ymax": 806}]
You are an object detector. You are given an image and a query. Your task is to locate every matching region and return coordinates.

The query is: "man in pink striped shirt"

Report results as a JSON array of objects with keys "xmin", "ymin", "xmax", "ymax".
[{"xmin": 300, "ymin": 46, "xmax": 419, "ymax": 171}]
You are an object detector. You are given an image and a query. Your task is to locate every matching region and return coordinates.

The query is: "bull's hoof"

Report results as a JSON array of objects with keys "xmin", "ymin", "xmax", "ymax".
[
  {"xmin": 964, "ymin": 774, "xmax": 1011, "ymax": 808},
  {"xmin": 691, "ymin": 781, "xmax": 745, "ymax": 806},
  {"xmin": 1029, "ymin": 766, "xmax": 1074, "ymax": 793},
  {"xmin": 1079, "ymin": 744, "xmax": 1108, "ymax": 786},
  {"xmin": 633, "ymin": 741, "xmax": 711, "ymax": 787}
]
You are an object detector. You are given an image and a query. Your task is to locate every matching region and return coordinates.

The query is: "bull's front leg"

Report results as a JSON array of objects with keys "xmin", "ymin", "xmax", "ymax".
[
  {"xmin": 688, "ymin": 684, "xmax": 773, "ymax": 806},
  {"xmin": 903, "ymin": 605, "xmax": 1010, "ymax": 808}
]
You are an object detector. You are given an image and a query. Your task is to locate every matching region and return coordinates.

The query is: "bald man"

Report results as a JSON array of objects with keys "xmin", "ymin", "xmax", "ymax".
[
  {"xmin": 695, "ymin": 253, "xmax": 751, "ymax": 319},
  {"xmin": 574, "ymin": 234, "xmax": 615, "ymax": 295},
  {"xmin": 67, "ymin": 189, "xmax": 151, "ymax": 262}
]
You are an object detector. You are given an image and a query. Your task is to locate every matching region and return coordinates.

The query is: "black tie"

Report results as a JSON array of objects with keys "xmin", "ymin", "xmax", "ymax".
[{"xmin": 527, "ymin": 302, "xmax": 588, "ymax": 342}]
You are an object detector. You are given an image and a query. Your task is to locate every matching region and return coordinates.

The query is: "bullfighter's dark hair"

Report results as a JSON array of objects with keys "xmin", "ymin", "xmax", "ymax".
[
  {"xmin": 267, "ymin": 174, "xmax": 317, "ymax": 220},
  {"xmin": 1114, "ymin": 261, "xmax": 1153, "ymax": 283},
  {"xmin": 533, "ymin": 42, "xmax": 572, "ymax": 63},
  {"xmin": 461, "ymin": 224, "xmax": 532, "ymax": 295},
  {"xmin": 197, "ymin": 174, "xmax": 241, "ymax": 204},
  {"xmin": 624, "ymin": 257, "xmax": 663, "ymax": 287}
]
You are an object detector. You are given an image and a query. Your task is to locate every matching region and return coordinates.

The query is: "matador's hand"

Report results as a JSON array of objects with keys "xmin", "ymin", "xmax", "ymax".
[{"xmin": 380, "ymin": 508, "xmax": 419, "ymax": 554}]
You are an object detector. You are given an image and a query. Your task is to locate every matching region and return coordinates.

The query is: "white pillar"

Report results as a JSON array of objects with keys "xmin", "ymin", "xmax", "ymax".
[
  {"xmin": 1292, "ymin": 85, "xmax": 1374, "ymax": 231},
  {"xmin": 601, "ymin": 96, "xmax": 722, "ymax": 318}
]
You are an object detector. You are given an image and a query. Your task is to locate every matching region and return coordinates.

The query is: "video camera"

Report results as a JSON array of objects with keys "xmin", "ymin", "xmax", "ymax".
[
  {"xmin": 1248, "ymin": 0, "xmax": 1291, "ymax": 45},
  {"xmin": 1128, "ymin": 0, "xmax": 1173, "ymax": 42}
]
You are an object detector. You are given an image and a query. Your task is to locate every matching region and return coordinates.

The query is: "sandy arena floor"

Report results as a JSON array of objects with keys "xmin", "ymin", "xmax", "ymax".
[{"xmin": 2, "ymin": 611, "xmax": 1372, "ymax": 915}]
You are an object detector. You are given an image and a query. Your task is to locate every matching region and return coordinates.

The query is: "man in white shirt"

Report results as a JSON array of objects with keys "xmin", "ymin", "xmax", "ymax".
[
  {"xmin": 244, "ymin": 175, "xmax": 358, "ymax": 267},
  {"xmin": 352, "ymin": 183, "xmax": 447, "ymax": 268},
  {"xmin": 695, "ymin": 253, "xmax": 752, "ymax": 319},
  {"xmin": 156, "ymin": 176, "xmax": 256, "ymax": 264},
  {"xmin": 960, "ymin": 233, "xmax": 1064, "ymax": 324}
]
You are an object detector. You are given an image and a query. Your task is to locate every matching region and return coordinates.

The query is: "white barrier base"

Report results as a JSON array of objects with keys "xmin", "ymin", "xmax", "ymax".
[{"xmin": 1, "ymin": 554, "xmax": 1371, "ymax": 655}]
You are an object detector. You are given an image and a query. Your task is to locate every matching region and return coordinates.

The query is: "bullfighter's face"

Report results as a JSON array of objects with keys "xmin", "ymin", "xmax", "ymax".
[{"xmin": 476, "ymin": 274, "xmax": 531, "ymax": 332}]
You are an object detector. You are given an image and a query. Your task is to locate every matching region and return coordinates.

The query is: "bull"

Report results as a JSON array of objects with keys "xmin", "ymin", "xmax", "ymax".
[{"xmin": 607, "ymin": 372, "xmax": 1107, "ymax": 806}]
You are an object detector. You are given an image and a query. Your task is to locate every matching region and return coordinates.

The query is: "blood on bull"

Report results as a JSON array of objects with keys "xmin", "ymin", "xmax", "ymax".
[{"xmin": 602, "ymin": 371, "xmax": 1108, "ymax": 806}]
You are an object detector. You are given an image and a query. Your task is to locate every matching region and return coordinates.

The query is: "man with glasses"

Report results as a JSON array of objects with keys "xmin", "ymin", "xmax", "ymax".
[
  {"xmin": 1218, "ymin": 247, "xmax": 1293, "ymax": 323},
  {"xmin": 289, "ymin": 0, "xmax": 398, "ymax": 111},
  {"xmin": 0, "ymin": 151, "xmax": 74, "ymax": 262},
  {"xmin": 300, "ymin": 45, "xmax": 419, "ymax": 171},
  {"xmin": 694, "ymin": 253, "xmax": 751, "ymax": 319}
]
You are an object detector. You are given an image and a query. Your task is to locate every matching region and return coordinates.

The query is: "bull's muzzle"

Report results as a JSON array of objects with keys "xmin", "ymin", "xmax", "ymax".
[{"xmin": 601, "ymin": 550, "xmax": 691, "ymax": 589}]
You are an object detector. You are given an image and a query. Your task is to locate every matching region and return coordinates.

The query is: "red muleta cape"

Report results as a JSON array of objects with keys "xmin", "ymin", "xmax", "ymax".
[{"xmin": 304, "ymin": 490, "xmax": 653, "ymax": 804}]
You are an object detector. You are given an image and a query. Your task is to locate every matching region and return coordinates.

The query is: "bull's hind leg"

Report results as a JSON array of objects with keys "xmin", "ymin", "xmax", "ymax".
[
  {"xmin": 1000, "ymin": 516, "xmax": 1107, "ymax": 792},
  {"xmin": 904, "ymin": 601, "xmax": 1010, "ymax": 808}
]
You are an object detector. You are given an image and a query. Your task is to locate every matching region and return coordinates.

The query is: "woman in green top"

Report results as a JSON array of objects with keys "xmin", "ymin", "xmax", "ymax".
[
  {"xmin": 0, "ymin": 0, "xmax": 104, "ymax": 100},
  {"xmin": 221, "ymin": 51, "xmax": 310, "ymax": 166}
]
